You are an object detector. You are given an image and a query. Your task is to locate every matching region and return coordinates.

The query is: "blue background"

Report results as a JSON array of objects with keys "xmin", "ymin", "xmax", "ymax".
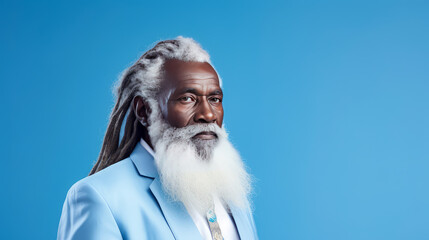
[{"xmin": 1, "ymin": 0, "xmax": 428, "ymax": 239}]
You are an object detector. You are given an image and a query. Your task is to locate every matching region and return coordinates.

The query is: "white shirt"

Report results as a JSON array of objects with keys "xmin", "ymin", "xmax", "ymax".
[{"xmin": 139, "ymin": 139, "xmax": 240, "ymax": 240}]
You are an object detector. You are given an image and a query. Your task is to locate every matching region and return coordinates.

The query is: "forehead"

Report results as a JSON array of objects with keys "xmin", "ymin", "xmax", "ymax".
[{"xmin": 162, "ymin": 60, "xmax": 220, "ymax": 89}]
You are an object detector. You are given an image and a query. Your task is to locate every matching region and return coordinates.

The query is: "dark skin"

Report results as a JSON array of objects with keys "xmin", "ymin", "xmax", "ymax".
[{"xmin": 133, "ymin": 60, "xmax": 224, "ymax": 148}]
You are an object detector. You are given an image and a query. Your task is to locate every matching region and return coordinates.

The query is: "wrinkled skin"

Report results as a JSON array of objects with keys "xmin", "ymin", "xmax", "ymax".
[{"xmin": 133, "ymin": 60, "xmax": 224, "ymax": 148}]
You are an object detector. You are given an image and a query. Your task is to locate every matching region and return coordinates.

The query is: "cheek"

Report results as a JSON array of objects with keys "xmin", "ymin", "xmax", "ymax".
[
  {"xmin": 166, "ymin": 102, "xmax": 193, "ymax": 128},
  {"xmin": 216, "ymin": 106, "xmax": 224, "ymax": 127}
]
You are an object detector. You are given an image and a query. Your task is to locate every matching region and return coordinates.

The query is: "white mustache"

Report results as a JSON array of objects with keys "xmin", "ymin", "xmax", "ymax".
[{"xmin": 162, "ymin": 123, "xmax": 226, "ymax": 141}]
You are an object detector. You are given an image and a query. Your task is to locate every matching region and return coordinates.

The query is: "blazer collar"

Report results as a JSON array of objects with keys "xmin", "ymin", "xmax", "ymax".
[{"xmin": 129, "ymin": 142, "xmax": 158, "ymax": 178}]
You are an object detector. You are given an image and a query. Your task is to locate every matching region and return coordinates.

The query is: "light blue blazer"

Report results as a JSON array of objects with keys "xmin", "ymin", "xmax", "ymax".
[{"xmin": 57, "ymin": 143, "xmax": 258, "ymax": 240}]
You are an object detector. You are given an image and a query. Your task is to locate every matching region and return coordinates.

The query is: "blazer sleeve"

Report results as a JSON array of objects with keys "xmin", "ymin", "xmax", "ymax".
[{"xmin": 57, "ymin": 181, "xmax": 122, "ymax": 240}]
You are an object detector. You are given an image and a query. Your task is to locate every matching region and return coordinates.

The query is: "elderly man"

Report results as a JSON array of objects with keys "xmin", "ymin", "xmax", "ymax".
[{"xmin": 57, "ymin": 37, "xmax": 258, "ymax": 240}]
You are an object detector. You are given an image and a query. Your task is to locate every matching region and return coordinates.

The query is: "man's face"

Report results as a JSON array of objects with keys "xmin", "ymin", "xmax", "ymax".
[{"xmin": 158, "ymin": 60, "xmax": 224, "ymax": 140}]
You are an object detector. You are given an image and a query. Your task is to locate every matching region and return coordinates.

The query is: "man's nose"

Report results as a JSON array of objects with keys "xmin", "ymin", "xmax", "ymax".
[{"xmin": 194, "ymin": 98, "xmax": 217, "ymax": 123}]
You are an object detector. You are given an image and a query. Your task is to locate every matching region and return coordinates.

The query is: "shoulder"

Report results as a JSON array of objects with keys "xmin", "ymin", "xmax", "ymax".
[
  {"xmin": 69, "ymin": 158, "xmax": 153, "ymax": 202},
  {"xmin": 58, "ymin": 164, "xmax": 131, "ymax": 240},
  {"xmin": 58, "ymin": 158, "xmax": 157, "ymax": 239},
  {"xmin": 66, "ymin": 157, "xmax": 157, "ymax": 216}
]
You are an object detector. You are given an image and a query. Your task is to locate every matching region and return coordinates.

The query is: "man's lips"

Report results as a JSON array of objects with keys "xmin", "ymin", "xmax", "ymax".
[{"xmin": 193, "ymin": 131, "xmax": 217, "ymax": 140}]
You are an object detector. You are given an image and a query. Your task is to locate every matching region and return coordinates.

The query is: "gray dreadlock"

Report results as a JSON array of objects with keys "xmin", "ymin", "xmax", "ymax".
[{"xmin": 89, "ymin": 36, "xmax": 214, "ymax": 175}]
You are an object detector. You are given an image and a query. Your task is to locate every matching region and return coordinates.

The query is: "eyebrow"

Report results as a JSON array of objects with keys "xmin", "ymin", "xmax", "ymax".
[{"xmin": 180, "ymin": 88, "xmax": 223, "ymax": 95}]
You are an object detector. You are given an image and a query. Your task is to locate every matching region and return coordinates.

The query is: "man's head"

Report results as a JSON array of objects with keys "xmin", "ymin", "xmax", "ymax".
[
  {"xmin": 134, "ymin": 59, "xmax": 224, "ymax": 160},
  {"xmin": 91, "ymin": 37, "xmax": 251, "ymax": 213}
]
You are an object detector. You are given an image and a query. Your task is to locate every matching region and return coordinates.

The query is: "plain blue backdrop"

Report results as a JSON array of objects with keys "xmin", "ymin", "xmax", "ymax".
[{"xmin": 1, "ymin": 0, "xmax": 428, "ymax": 239}]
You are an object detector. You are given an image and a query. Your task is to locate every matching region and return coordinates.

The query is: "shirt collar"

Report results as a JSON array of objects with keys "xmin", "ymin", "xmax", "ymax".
[{"xmin": 140, "ymin": 138, "xmax": 155, "ymax": 157}]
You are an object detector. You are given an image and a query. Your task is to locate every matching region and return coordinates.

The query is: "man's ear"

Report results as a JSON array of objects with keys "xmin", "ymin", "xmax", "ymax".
[{"xmin": 133, "ymin": 96, "xmax": 151, "ymax": 127}]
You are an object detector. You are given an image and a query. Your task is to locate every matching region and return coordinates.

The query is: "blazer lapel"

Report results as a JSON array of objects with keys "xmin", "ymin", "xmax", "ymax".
[
  {"xmin": 230, "ymin": 206, "xmax": 254, "ymax": 240},
  {"xmin": 131, "ymin": 143, "xmax": 201, "ymax": 239},
  {"xmin": 150, "ymin": 178, "xmax": 202, "ymax": 240}
]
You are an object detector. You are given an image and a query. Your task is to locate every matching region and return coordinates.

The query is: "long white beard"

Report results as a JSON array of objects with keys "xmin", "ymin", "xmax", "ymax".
[{"xmin": 151, "ymin": 121, "xmax": 252, "ymax": 214}]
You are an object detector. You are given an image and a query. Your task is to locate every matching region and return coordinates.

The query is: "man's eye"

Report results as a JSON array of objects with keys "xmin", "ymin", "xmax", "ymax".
[
  {"xmin": 210, "ymin": 97, "xmax": 222, "ymax": 103},
  {"xmin": 179, "ymin": 96, "xmax": 194, "ymax": 102}
]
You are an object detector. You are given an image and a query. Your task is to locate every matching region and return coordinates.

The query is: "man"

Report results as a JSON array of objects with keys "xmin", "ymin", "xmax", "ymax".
[{"xmin": 57, "ymin": 37, "xmax": 258, "ymax": 240}]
